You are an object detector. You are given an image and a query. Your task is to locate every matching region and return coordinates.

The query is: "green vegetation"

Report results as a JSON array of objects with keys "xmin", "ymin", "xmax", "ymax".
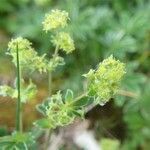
[{"xmin": 0, "ymin": 0, "xmax": 149, "ymax": 150}]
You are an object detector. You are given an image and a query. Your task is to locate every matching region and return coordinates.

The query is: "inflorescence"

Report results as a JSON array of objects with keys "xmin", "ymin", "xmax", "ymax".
[{"xmin": 84, "ymin": 55, "xmax": 126, "ymax": 105}]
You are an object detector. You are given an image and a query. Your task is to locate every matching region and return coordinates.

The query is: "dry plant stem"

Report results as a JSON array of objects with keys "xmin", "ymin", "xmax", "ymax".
[
  {"xmin": 118, "ymin": 89, "xmax": 138, "ymax": 98},
  {"xmin": 16, "ymin": 43, "xmax": 22, "ymax": 132},
  {"xmin": 85, "ymin": 89, "xmax": 138, "ymax": 113}
]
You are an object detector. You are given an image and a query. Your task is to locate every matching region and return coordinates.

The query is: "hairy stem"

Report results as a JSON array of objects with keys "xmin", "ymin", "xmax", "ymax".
[
  {"xmin": 16, "ymin": 43, "xmax": 22, "ymax": 132},
  {"xmin": 118, "ymin": 89, "xmax": 138, "ymax": 98}
]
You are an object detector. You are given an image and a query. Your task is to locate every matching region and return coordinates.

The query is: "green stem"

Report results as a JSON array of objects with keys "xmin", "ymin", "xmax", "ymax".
[
  {"xmin": 45, "ymin": 46, "xmax": 59, "ymax": 149},
  {"xmin": 44, "ymin": 72, "xmax": 52, "ymax": 150},
  {"xmin": 66, "ymin": 92, "xmax": 88, "ymax": 107},
  {"xmin": 48, "ymin": 45, "xmax": 59, "ymax": 96},
  {"xmin": 75, "ymin": 92, "xmax": 88, "ymax": 101},
  {"xmin": 54, "ymin": 45, "xmax": 59, "ymax": 57},
  {"xmin": 16, "ymin": 43, "xmax": 22, "ymax": 132},
  {"xmin": 48, "ymin": 71, "xmax": 52, "ymax": 96},
  {"xmin": 44, "ymin": 71, "xmax": 52, "ymax": 150}
]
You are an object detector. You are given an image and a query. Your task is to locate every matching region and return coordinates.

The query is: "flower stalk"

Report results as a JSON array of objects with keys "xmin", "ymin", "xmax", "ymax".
[
  {"xmin": 16, "ymin": 43, "xmax": 22, "ymax": 132},
  {"xmin": 45, "ymin": 46, "xmax": 59, "ymax": 149}
]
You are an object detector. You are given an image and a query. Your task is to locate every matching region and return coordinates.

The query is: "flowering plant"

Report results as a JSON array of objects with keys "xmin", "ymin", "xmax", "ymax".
[{"xmin": 0, "ymin": 9, "xmax": 125, "ymax": 149}]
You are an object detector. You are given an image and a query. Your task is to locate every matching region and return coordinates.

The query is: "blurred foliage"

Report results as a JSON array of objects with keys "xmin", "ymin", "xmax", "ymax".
[
  {"xmin": 100, "ymin": 138, "xmax": 120, "ymax": 150},
  {"xmin": 0, "ymin": 131, "xmax": 35, "ymax": 149},
  {"xmin": 0, "ymin": 0, "xmax": 150, "ymax": 149}
]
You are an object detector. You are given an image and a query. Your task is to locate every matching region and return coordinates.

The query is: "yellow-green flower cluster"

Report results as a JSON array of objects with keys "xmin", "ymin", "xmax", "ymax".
[
  {"xmin": 84, "ymin": 55, "xmax": 126, "ymax": 105},
  {"xmin": 42, "ymin": 9, "xmax": 69, "ymax": 31},
  {"xmin": 8, "ymin": 37, "xmax": 36, "ymax": 66},
  {"xmin": 52, "ymin": 32, "xmax": 75, "ymax": 54},
  {"xmin": 7, "ymin": 37, "xmax": 49, "ymax": 73},
  {"xmin": 42, "ymin": 9, "xmax": 75, "ymax": 54},
  {"xmin": 45, "ymin": 91, "xmax": 75, "ymax": 129},
  {"xmin": 0, "ymin": 80, "xmax": 37, "ymax": 103},
  {"xmin": 0, "ymin": 85, "xmax": 17, "ymax": 98},
  {"xmin": 8, "ymin": 37, "xmax": 32, "ymax": 52},
  {"xmin": 32, "ymin": 54, "xmax": 48, "ymax": 73},
  {"xmin": 48, "ymin": 55, "xmax": 64, "ymax": 71}
]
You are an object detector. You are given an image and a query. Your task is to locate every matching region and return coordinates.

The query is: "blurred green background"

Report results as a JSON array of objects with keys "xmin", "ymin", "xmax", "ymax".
[{"xmin": 0, "ymin": 0, "xmax": 150, "ymax": 149}]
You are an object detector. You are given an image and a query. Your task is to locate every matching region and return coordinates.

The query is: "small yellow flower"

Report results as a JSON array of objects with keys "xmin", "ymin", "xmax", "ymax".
[
  {"xmin": 42, "ymin": 9, "xmax": 69, "ymax": 31},
  {"xmin": 52, "ymin": 32, "xmax": 75, "ymax": 54}
]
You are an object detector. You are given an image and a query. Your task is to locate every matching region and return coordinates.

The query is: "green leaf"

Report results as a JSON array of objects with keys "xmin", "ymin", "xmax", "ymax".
[
  {"xmin": 15, "ymin": 142, "xmax": 28, "ymax": 150},
  {"xmin": 0, "ymin": 126, "xmax": 8, "ymax": 136},
  {"xmin": 34, "ymin": 118, "xmax": 51, "ymax": 129},
  {"xmin": 0, "ymin": 141, "xmax": 14, "ymax": 148},
  {"xmin": 65, "ymin": 89, "xmax": 74, "ymax": 102},
  {"xmin": 2, "ymin": 142, "xmax": 16, "ymax": 150},
  {"xmin": 0, "ymin": 132, "xmax": 34, "ymax": 149},
  {"xmin": 72, "ymin": 97, "xmax": 93, "ymax": 107},
  {"xmin": 0, "ymin": 142, "xmax": 27, "ymax": 150},
  {"xmin": 72, "ymin": 109, "xmax": 84, "ymax": 118},
  {"xmin": 36, "ymin": 98, "xmax": 51, "ymax": 116},
  {"xmin": 36, "ymin": 104, "xmax": 47, "ymax": 116}
]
